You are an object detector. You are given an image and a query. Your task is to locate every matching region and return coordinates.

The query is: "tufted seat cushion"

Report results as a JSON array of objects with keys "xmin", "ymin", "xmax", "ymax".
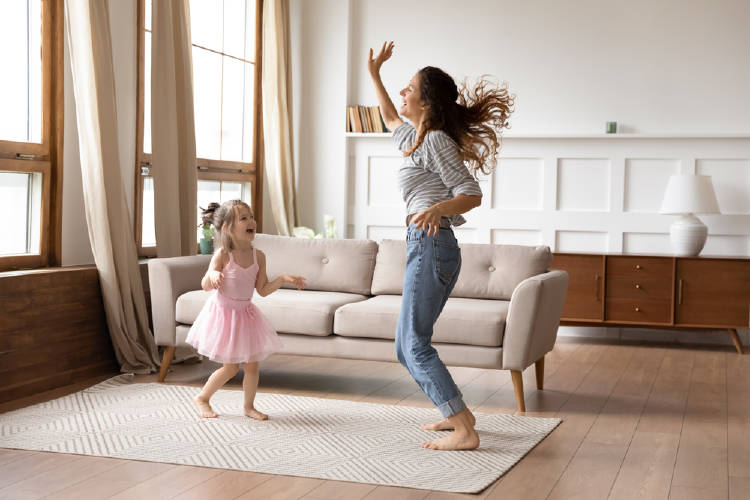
[
  {"xmin": 334, "ymin": 294, "xmax": 509, "ymax": 347},
  {"xmin": 176, "ymin": 289, "xmax": 368, "ymax": 336}
]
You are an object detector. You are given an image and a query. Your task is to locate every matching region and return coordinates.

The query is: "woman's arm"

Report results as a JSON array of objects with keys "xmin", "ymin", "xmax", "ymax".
[
  {"xmin": 367, "ymin": 41, "xmax": 403, "ymax": 132},
  {"xmin": 409, "ymin": 194, "xmax": 483, "ymax": 237},
  {"xmin": 201, "ymin": 249, "xmax": 228, "ymax": 291},
  {"xmin": 255, "ymin": 250, "xmax": 306, "ymax": 297}
]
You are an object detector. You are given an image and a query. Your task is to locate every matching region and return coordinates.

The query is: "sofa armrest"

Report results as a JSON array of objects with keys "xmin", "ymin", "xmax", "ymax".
[
  {"xmin": 147, "ymin": 255, "xmax": 212, "ymax": 346},
  {"xmin": 502, "ymin": 270, "xmax": 569, "ymax": 371}
]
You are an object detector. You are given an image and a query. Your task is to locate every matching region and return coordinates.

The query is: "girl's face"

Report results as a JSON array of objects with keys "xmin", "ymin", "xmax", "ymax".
[
  {"xmin": 399, "ymin": 73, "xmax": 427, "ymax": 124},
  {"xmin": 230, "ymin": 204, "xmax": 257, "ymax": 244}
]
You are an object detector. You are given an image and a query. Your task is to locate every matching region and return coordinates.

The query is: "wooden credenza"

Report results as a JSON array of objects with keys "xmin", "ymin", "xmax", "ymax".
[{"xmin": 550, "ymin": 253, "xmax": 750, "ymax": 353}]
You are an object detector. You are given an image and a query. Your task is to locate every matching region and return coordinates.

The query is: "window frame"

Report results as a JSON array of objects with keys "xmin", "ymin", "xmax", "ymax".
[
  {"xmin": 0, "ymin": 0, "xmax": 64, "ymax": 272},
  {"xmin": 134, "ymin": 0, "xmax": 264, "ymax": 257}
]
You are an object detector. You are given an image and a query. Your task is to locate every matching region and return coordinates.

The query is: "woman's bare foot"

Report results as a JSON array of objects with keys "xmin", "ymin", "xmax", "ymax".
[
  {"xmin": 422, "ymin": 408, "xmax": 479, "ymax": 450},
  {"xmin": 422, "ymin": 412, "xmax": 476, "ymax": 431},
  {"xmin": 244, "ymin": 407, "xmax": 268, "ymax": 421},
  {"xmin": 422, "ymin": 429, "xmax": 480, "ymax": 450},
  {"xmin": 193, "ymin": 396, "xmax": 217, "ymax": 418}
]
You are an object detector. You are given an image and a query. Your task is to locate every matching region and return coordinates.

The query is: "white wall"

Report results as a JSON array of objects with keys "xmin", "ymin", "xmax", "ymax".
[
  {"xmin": 61, "ymin": 0, "xmax": 138, "ymax": 266},
  {"xmin": 348, "ymin": 0, "xmax": 750, "ymax": 134}
]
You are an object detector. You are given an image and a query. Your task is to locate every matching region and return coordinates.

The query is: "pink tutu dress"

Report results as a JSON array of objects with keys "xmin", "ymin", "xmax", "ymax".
[{"xmin": 186, "ymin": 247, "xmax": 282, "ymax": 364}]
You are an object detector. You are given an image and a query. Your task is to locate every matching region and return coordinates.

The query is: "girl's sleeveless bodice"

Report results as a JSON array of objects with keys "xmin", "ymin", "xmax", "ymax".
[{"xmin": 220, "ymin": 248, "xmax": 258, "ymax": 300}]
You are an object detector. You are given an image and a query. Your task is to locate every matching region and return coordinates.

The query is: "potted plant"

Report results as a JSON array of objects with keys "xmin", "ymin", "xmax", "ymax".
[{"xmin": 198, "ymin": 202, "xmax": 219, "ymax": 254}]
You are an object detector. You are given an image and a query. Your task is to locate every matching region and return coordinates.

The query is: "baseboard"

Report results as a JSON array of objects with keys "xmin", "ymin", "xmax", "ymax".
[{"xmin": 558, "ymin": 326, "xmax": 750, "ymax": 347}]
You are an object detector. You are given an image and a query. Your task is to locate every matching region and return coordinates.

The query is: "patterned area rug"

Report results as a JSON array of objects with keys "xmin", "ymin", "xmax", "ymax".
[{"xmin": 0, "ymin": 375, "xmax": 560, "ymax": 493}]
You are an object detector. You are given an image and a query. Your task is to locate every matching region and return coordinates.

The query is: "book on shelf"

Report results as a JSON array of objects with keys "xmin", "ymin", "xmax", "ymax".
[{"xmin": 346, "ymin": 105, "xmax": 388, "ymax": 133}]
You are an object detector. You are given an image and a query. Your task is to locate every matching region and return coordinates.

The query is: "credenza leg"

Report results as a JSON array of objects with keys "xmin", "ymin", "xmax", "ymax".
[{"xmin": 728, "ymin": 329, "xmax": 744, "ymax": 355}]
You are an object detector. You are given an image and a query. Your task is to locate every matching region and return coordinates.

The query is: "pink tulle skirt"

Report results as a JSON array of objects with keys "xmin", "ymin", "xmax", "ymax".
[{"xmin": 186, "ymin": 291, "xmax": 282, "ymax": 364}]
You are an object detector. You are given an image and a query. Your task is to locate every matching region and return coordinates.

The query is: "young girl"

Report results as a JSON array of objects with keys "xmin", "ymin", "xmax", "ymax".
[{"xmin": 186, "ymin": 200, "xmax": 306, "ymax": 420}]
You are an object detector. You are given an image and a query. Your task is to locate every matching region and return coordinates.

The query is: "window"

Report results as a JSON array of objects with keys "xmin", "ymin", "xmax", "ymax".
[
  {"xmin": 0, "ymin": 0, "xmax": 63, "ymax": 271},
  {"xmin": 135, "ymin": 0, "xmax": 263, "ymax": 256}
]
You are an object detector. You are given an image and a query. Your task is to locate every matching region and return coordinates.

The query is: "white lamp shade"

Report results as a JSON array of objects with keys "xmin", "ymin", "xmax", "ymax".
[{"xmin": 660, "ymin": 174, "xmax": 720, "ymax": 215}]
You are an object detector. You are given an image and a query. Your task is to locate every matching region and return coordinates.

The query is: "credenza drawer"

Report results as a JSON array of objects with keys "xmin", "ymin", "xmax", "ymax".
[
  {"xmin": 606, "ymin": 256, "xmax": 672, "ymax": 279},
  {"xmin": 605, "ymin": 297, "xmax": 672, "ymax": 323},
  {"xmin": 605, "ymin": 275, "xmax": 672, "ymax": 301}
]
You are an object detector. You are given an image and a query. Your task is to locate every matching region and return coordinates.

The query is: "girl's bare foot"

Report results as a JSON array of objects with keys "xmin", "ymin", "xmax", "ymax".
[
  {"xmin": 193, "ymin": 396, "xmax": 217, "ymax": 418},
  {"xmin": 422, "ymin": 412, "xmax": 476, "ymax": 431},
  {"xmin": 244, "ymin": 407, "xmax": 268, "ymax": 421}
]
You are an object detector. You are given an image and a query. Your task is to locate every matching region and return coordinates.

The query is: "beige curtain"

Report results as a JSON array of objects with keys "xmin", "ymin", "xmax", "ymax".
[
  {"xmin": 262, "ymin": 0, "xmax": 297, "ymax": 236},
  {"xmin": 65, "ymin": 0, "xmax": 159, "ymax": 373},
  {"xmin": 151, "ymin": 0, "xmax": 197, "ymax": 257}
]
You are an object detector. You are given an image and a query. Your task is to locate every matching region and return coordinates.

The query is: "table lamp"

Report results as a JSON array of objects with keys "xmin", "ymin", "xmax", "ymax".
[{"xmin": 660, "ymin": 174, "xmax": 720, "ymax": 256}]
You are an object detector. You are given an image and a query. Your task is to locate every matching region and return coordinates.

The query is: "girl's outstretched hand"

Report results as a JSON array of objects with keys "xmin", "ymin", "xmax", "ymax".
[
  {"xmin": 207, "ymin": 270, "xmax": 224, "ymax": 289},
  {"xmin": 368, "ymin": 41, "xmax": 394, "ymax": 77},
  {"xmin": 282, "ymin": 274, "xmax": 306, "ymax": 290}
]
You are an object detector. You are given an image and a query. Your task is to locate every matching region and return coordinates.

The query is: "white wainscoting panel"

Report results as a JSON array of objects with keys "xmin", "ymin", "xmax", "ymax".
[
  {"xmin": 453, "ymin": 227, "xmax": 479, "ymax": 243},
  {"xmin": 555, "ymin": 230, "xmax": 609, "ymax": 253},
  {"xmin": 346, "ymin": 135, "xmax": 750, "ymax": 257},
  {"xmin": 624, "ymin": 159, "xmax": 680, "ymax": 212},
  {"xmin": 491, "ymin": 229, "xmax": 544, "ymax": 246},
  {"xmin": 696, "ymin": 158, "xmax": 750, "ymax": 215},
  {"xmin": 557, "ymin": 158, "xmax": 610, "ymax": 211},
  {"xmin": 368, "ymin": 157, "xmax": 402, "ymax": 207},
  {"xmin": 703, "ymin": 234, "xmax": 750, "ymax": 256},
  {"xmin": 367, "ymin": 225, "xmax": 404, "ymax": 242},
  {"xmin": 492, "ymin": 158, "xmax": 543, "ymax": 210},
  {"xmin": 622, "ymin": 232, "xmax": 671, "ymax": 254}
]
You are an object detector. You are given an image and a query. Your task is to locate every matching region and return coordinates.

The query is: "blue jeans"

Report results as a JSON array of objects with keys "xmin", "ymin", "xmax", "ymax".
[{"xmin": 396, "ymin": 224, "xmax": 465, "ymax": 418}]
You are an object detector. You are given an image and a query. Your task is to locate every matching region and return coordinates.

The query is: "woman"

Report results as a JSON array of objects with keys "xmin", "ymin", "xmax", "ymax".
[{"xmin": 368, "ymin": 41, "xmax": 514, "ymax": 451}]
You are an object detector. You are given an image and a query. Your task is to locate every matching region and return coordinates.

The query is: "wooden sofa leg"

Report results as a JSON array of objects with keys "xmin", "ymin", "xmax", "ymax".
[
  {"xmin": 158, "ymin": 346, "xmax": 176, "ymax": 383},
  {"xmin": 511, "ymin": 370, "xmax": 526, "ymax": 413},
  {"xmin": 535, "ymin": 356, "xmax": 545, "ymax": 390}
]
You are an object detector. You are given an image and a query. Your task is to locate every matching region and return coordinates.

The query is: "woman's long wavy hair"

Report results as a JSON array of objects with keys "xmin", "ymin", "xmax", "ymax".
[
  {"xmin": 405, "ymin": 66, "xmax": 515, "ymax": 176},
  {"xmin": 213, "ymin": 199, "xmax": 252, "ymax": 252}
]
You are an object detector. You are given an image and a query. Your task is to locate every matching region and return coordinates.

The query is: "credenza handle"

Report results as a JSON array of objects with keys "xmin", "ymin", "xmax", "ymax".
[
  {"xmin": 595, "ymin": 275, "xmax": 601, "ymax": 301},
  {"xmin": 678, "ymin": 279, "xmax": 684, "ymax": 305},
  {"xmin": 635, "ymin": 283, "xmax": 641, "ymax": 289}
]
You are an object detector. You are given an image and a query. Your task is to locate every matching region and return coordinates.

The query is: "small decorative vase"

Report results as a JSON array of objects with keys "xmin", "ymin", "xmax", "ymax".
[{"xmin": 199, "ymin": 238, "xmax": 214, "ymax": 255}]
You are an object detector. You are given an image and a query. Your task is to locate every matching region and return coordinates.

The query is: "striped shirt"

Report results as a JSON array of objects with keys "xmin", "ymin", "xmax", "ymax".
[{"xmin": 393, "ymin": 122, "xmax": 482, "ymax": 227}]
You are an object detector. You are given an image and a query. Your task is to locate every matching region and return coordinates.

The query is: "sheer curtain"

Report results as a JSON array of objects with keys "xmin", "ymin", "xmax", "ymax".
[
  {"xmin": 151, "ymin": 0, "xmax": 197, "ymax": 257},
  {"xmin": 65, "ymin": 0, "xmax": 159, "ymax": 373},
  {"xmin": 262, "ymin": 0, "xmax": 298, "ymax": 236}
]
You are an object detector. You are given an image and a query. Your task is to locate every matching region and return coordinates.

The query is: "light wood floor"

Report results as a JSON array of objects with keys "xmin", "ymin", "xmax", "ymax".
[{"xmin": 1, "ymin": 338, "xmax": 748, "ymax": 500}]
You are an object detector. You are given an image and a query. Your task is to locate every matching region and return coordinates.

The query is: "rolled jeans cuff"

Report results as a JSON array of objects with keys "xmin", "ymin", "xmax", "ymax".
[{"xmin": 437, "ymin": 391, "xmax": 466, "ymax": 418}]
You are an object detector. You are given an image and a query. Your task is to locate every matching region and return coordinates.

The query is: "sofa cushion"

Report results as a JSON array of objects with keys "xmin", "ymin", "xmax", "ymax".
[
  {"xmin": 176, "ymin": 289, "xmax": 368, "ymax": 336},
  {"xmin": 333, "ymin": 295, "xmax": 508, "ymax": 347},
  {"xmin": 370, "ymin": 240, "xmax": 551, "ymax": 300},
  {"xmin": 253, "ymin": 234, "xmax": 378, "ymax": 295}
]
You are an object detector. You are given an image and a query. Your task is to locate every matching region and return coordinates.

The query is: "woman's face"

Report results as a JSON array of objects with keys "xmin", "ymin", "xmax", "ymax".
[
  {"xmin": 230, "ymin": 204, "xmax": 257, "ymax": 243},
  {"xmin": 399, "ymin": 73, "xmax": 427, "ymax": 124}
]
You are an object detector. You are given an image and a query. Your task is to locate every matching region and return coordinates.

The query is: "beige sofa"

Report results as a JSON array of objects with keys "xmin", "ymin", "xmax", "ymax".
[{"xmin": 148, "ymin": 234, "xmax": 569, "ymax": 411}]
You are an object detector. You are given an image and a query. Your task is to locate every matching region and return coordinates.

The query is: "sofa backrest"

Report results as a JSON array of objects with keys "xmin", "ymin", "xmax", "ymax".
[
  {"xmin": 253, "ymin": 234, "xmax": 378, "ymax": 295},
  {"xmin": 371, "ymin": 239, "xmax": 551, "ymax": 300}
]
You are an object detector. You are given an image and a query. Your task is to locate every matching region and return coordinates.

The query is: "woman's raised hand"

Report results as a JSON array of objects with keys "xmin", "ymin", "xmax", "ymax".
[{"xmin": 368, "ymin": 41, "xmax": 394, "ymax": 76}]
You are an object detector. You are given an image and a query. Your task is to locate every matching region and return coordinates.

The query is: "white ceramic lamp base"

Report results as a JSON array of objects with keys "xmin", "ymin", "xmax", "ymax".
[{"xmin": 669, "ymin": 214, "xmax": 708, "ymax": 256}]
